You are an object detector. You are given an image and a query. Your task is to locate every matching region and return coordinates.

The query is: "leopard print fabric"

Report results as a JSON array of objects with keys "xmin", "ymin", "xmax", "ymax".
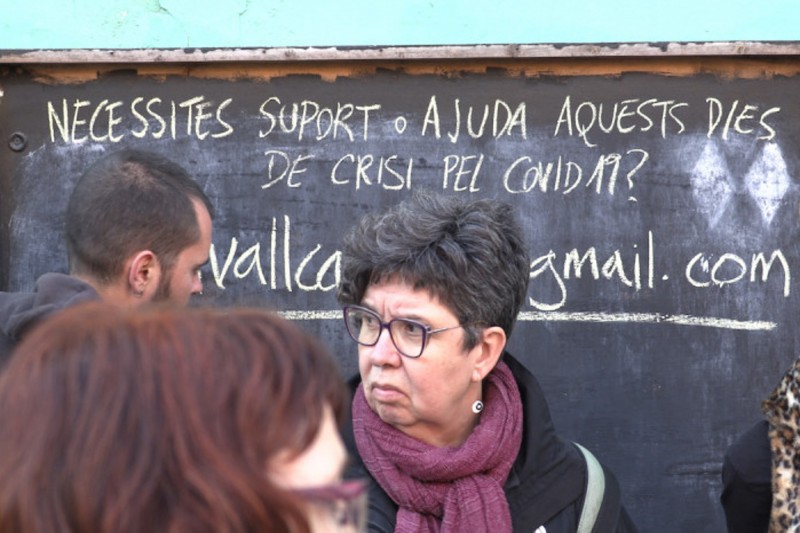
[{"xmin": 762, "ymin": 358, "xmax": 800, "ymax": 533}]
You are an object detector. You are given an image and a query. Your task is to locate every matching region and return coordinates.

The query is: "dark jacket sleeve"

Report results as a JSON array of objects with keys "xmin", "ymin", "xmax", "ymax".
[
  {"xmin": 531, "ymin": 459, "xmax": 638, "ymax": 533},
  {"xmin": 362, "ymin": 478, "xmax": 397, "ymax": 533},
  {"xmin": 720, "ymin": 420, "xmax": 771, "ymax": 533},
  {"xmin": 594, "ymin": 461, "xmax": 638, "ymax": 533},
  {"xmin": 343, "ymin": 456, "xmax": 396, "ymax": 533}
]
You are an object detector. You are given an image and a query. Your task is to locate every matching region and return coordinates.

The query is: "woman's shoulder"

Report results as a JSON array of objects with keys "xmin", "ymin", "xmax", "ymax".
[
  {"xmin": 721, "ymin": 419, "xmax": 771, "ymax": 533},
  {"xmin": 503, "ymin": 352, "xmax": 637, "ymax": 532},
  {"xmin": 723, "ymin": 419, "xmax": 771, "ymax": 482}
]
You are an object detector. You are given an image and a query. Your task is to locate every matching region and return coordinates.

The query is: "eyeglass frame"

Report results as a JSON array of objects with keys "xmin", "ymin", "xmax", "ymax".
[
  {"xmin": 293, "ymin": 478, "xmax": 367, "ymax": 531},
  {"xmin": 342, "ymin": 304, "xmax": 464, "ymax": 359}
]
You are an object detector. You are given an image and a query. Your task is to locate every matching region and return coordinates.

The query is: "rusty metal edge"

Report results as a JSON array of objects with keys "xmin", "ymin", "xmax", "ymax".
[{"xmin": 2, "ymin": 42, "xmax": 800, "ymax": 64}]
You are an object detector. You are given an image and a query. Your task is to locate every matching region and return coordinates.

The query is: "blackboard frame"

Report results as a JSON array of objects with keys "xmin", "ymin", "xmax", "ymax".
[
  {"xmin": 4, "ymin": 43, "xmax": 800, "ymax": 531},
  {"xmin": 2, "ymin": 41, "xmax": 800, "ymax": 64}
]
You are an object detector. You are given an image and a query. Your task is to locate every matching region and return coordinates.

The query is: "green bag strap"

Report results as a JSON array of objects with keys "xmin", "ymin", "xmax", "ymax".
[{"xmin": 574, "ymin": 442, "xmax": 606, "ymax": 533}]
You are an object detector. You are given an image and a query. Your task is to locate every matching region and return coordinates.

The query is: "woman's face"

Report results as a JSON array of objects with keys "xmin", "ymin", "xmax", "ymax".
[
  {"xmin": 270, "ymin": 405, "xmax": 346, "ymax": 488},
  {"xmin": 358, "ymin": 278, "xmax": 486, "ymax": 447},
  {"xmin": 270, "ymin": 406, "xmax": 364, "ymax": 532}
]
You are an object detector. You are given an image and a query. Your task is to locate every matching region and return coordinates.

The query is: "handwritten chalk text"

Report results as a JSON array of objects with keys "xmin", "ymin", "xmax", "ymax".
[
  {"xmin": 47, "ymin": 97, "xmax": 234, "ymax": 143},
  {"xmin": 705, "ymin": 98, "xmax": 780, "ymax": 141},
  {"xmin": 553, "ymin": 96, "xmax": 688, "ymax": 147},
  {"xmin": 209, "ymin": 215, "xmax": 340, "ymax": 293},
  {"xmin": 258, "ymin": 97, "xmax": 381, "ymax": 142},
  {"xmin": 422, "ymin": 96, "xmax": 527, "ymax": 142}
]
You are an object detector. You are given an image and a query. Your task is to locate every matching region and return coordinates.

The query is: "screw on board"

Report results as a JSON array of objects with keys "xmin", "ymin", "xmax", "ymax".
[{"xmin": 8, "ymin": 132, "xmax": 27, "ymax": 152}]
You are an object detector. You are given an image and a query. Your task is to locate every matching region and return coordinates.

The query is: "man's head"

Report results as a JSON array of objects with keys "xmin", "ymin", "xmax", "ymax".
[{"xmin": 65, "ymin": 149, "xmax": 214, "ymax": 307}]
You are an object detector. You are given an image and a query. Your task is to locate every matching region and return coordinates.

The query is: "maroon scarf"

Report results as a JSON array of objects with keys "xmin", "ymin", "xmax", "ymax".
[{"xmin": 352, "ymin": 361, "xmax": 523, "ymax": 533}]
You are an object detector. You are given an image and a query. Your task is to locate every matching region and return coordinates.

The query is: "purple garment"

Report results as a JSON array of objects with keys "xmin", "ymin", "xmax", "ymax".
[{"xmin": 353, "ymin": 360, "xmax": 523, "ymax": 533}]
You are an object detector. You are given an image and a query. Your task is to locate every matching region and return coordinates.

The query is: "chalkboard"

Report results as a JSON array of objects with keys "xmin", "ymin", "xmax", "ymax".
[{"xmin": 3, "ymin": 49, "xmax": 800, "ymax": 531}]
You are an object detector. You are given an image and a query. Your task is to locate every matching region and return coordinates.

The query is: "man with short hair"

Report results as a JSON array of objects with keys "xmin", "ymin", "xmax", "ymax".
[{"xmin": 0, "ymin": 148, "xmax": 214, "ymax": 361}]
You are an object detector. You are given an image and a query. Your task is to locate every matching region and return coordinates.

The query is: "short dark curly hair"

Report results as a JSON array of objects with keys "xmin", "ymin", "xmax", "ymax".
[{"xmin": 337, "ymin": 191, "xmax": 530, "ymax": 349}]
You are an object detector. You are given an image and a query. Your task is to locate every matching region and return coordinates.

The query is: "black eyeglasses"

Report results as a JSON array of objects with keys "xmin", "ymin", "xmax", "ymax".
[{"xmin": 342, "ymin": 305, "xmax": 463, "ymax": 358}]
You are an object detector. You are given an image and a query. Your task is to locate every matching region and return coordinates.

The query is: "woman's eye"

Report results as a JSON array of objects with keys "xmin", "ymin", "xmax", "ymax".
[{"xmin": 400, "ymin": 321, "xmax": 424, "ymax": 338}]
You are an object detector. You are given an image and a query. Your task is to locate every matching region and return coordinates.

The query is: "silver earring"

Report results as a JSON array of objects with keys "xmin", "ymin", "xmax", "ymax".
[{"xmin": 472, "ymin": 400, "xmax": 484, "ymax": 414}]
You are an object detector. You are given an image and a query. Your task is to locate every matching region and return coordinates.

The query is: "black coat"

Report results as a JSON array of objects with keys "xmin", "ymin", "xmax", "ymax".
[
  {"xmin": 342, "ymin": 352, "xmax": 637, "ymax": 532},
  {"xmin": 720, "ymin": 420, "xmax": 771, "ymax": 533},
  {"xmin": 0, "ymin": 273, "xmax": 99, "ymax": 364}
]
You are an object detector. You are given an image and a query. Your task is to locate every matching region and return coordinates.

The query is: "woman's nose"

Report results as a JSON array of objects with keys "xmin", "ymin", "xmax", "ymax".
[{"xmin": 368, "ymin": 327, "xmax": 402, "ymax": 366}]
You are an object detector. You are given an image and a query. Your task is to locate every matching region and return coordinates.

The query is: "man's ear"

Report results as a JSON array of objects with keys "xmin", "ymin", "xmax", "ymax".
[
  {"xmin": 471, "ymin": 326, "xmax": 507, "ymax": 382},
  {"xmin": 127, "ymin": 250, "xmax": 161, "ymax": 298}
]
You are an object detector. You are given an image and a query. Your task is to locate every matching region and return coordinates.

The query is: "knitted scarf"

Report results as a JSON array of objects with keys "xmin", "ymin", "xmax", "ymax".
[
  {"xmin": 762, "ymin": 358, "xmax": 800, "ymax": 532},
  {"xmin": 352, "ymin": 361, "xmax": 523, "ymax": 533}
]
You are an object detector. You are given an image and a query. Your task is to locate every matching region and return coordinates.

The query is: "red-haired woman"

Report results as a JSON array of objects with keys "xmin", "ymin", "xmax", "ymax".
[{"xmin": 0, "ymin": 302, "xmax": 364, "ymax": 533}]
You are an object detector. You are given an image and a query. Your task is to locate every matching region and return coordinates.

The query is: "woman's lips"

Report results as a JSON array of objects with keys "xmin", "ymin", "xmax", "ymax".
[{"xmin": 370, "ymin": 382, "xmax": 404, "ymax": 402}]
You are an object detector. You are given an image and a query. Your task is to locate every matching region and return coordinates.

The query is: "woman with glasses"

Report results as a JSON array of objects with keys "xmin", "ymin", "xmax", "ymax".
[
  {"xmin": 337, "ymin": 191, "xmax": 636, "ymax": 532},
  {"xmin": 0, "ymin": 302, "xmax": 365, "ymax": 533}
]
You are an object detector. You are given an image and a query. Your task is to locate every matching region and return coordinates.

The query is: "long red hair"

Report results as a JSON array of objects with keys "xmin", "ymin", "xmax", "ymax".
[{"xmin": 0, "ymin": 302, "xmax": 346, "ymax": 532}]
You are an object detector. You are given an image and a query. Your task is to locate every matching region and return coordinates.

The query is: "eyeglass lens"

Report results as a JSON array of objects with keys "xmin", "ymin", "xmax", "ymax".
[{"xmin": 344, "ymin": 307, "xmax": 427, "ymax": 358}]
